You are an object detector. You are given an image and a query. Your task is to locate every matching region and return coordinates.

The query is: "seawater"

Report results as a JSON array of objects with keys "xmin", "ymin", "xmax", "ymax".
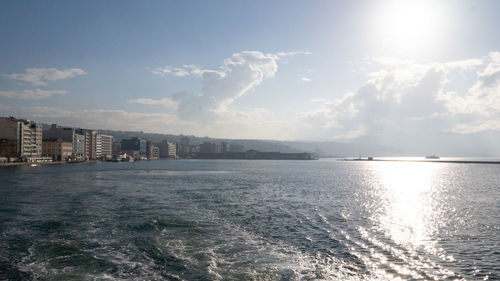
[{"xmin": 0, "ymin": 159, "xmax": 499, "ymax": 280}]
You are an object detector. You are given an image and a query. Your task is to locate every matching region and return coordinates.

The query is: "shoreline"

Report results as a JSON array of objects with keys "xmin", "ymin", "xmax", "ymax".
[
  {"xmin": 341, "ymin": 158, "xmax": 500, "ymax": 165},
  {"xmin": 0, "ymin": 159, "xmax": 102, "ymax": 167}
]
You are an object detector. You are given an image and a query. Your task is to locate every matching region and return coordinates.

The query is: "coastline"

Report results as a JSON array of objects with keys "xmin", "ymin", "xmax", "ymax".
[
  {"xmin": 341, "ymin": 158, "xmax": 500, "ymax": 165},
  {"xmin": 0, "ymin": 159, "xmax": 102, "ymax": 167}
]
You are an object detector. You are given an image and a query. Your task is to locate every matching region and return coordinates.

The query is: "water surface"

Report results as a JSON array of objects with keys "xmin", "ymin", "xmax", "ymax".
[{"xmin": 1, "ymin": 159, "xmax": 499, "ymax": 280}]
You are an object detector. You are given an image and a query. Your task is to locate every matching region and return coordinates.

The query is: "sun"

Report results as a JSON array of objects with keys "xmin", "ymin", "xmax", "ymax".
[{"xmin": 373, "ymin": 0, "xmax": 445, "ymax": 56}]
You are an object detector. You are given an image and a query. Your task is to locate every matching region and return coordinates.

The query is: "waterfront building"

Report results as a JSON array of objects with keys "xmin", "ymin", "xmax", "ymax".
[
  {"xmin": 146, "ymin": 141, "xmax": 153, "ymax": 159},
  {"xmin": 220, "ymin": 142, "xmax": 230, "ymax": 153},
  {"xmin": 112, "ymin": 141, "xmax": 121, "ymax": 155},
  {"xmin": 200, "ymin": 142, "xmax": 218, "ymax": 153},
  {"xmin": 42, "ymin": 138, "xmax": 72, "ymax": 161},
  {"xmin": 180, "ymin": 137, "xmax": 190, "ymax": 156},
  {"xmin": 44, "ymin": 124, "xmax": 84, "ymax": 158},
  {"xmin": 0, "ymin": 117, "xmax": 42, "ymax": 161},
  {"xmin": 77, "ymin": 129, "xmax": 96, "ymax": 159},
  {"xmin": 147, "ymin": 141, "xmax": 160, "ymax": 160},
  {"xmin": 151, "ymin": 146, "xmax": 160, "ymax": 160},
  {"xmin": 229, "ymin": 144, "xmax": 244, "ymax": 152},
  {"xmin": 94, "ymin": 133, "xmax": 102, "ymax": 159},
  {"xmin": 74, "ymin": 133, "xmax": 86, "ymax": 157},
  {"xmin": 0, "ymin": 117, "xmax": 20, "ymax": 159},
  {"xmin": 100, "ymin": 134, "xmax": 113, "ymax": 159},
  {"xmin": 190, "ymin": 144, "xmax": 200, "ymax": 153},
  {"xmin": 18, "ymin": 119, "xmax": 42, "ymax": 158},
  {"xmin": 121, "ymin": 137, "xmax": 147, "ymax": 158},
  {"xmin": 44, "ymin": 124, "xmax": 74, "ymax": 141},
  {"xmin": 159, "ymin": 140, "xmax": 177, "ymax": 159}
]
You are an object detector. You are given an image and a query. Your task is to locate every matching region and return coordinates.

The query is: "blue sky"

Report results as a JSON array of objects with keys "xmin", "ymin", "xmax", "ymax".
[{"xmin": 1, "ymin": 0, "xmax": 500, "ymax": 147}]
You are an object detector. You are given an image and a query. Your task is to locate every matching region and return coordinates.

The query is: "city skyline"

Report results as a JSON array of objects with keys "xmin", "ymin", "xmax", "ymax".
[{"xmin": 1, "ymin": 0, "xmax": 500, "ymax": 155}]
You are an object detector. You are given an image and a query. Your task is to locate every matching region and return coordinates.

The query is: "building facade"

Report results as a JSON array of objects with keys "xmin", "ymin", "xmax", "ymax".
[
  {"xmin": 229, "ymin": 144, "xmax": 244, "ymax": 152},
  {"xmin": 100, "ymin": 134, "xmax": 113, "ymax": 159},
  {"xmin": 0, "ymin": 117, "xmax": 20, "ymax": 159},
  {"xmin": 180, "ymin": 137, "xmax": 190, "ymax": 156},
  {"xmin": 151, "ymin": 146, "xmax": 160, "ymax": 160},
  {"xmin": 121, "ymin": 137, "xmax": 147, "ymax": 158},
  {"xmin": 44, "ymin": 124, "xmax": 84, "ymax": 158},
  {"xmin": 200, "ymin": 142, "xmax": 218, "ymax": 153},
  {"xmin": 18, "ymin": 120, "xmax": 42, "ymax": 158},
  {"xmin": 159, "ymin": 140, "xmax": 177, "ymax": 159},
  {"xmin": 42, "ymin": 138, "xmax": 72, "ymax": 161},
  {"xmin": 220, "ymin": 142, "xmax": 230, "ymax": 153},
  {"xmin": 112, "ymin": 141, "xmax": 121, "ymax": 155},
  {"xmin": 0, "ymin": 117, "xmax": 42, "ymax": 160}
]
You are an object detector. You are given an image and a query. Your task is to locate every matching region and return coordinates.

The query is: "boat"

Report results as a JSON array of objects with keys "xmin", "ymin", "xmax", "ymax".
[
  {"xmin": 425, "ymin": 155, "xmax": 440, "ymax": 159},
  {"xmin": 67, "ymin": 157, "xmax": 87, "ymax": 163}
]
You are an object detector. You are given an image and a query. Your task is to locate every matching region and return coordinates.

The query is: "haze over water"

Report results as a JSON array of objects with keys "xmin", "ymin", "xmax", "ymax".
[{"xmin": 1, "ymin": 160, "xmax": 499, "ymax": 280}]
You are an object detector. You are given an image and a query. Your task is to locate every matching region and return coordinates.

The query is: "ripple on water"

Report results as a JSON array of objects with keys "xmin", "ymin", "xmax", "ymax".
[{"xmin": 1, "ymin": 160, "xmax": 499, "ymax": 280}]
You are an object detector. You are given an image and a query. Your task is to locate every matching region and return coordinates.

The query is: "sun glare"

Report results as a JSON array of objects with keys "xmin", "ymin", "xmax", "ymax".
[
  {"xmin": 374, "ymin": 0, "xmax": 445, "ymax": 56},
  {"xmin": 373, "ymin": 162, "xmax": 440, "ymax": 248}
]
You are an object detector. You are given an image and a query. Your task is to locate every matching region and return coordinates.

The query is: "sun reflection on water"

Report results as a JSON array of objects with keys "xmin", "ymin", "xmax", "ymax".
[
  {"xmin": 371, "ymin": 162, "xmax": 442, "ymax": 249},
  {"xmin": 353, "ymin": 162, "xmax": 461, "ymax": 279}
]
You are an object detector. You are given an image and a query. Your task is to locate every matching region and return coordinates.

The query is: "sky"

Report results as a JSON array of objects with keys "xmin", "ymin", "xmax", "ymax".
[{"xmin": 1, "ymin": 0, "xmax": 500, "ymax": 152}]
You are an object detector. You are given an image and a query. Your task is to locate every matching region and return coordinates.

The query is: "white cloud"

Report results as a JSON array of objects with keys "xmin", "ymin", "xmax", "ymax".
[
  {"xmin": 152, "ymin": 64, "xmax": 205, "ymax": 77},
  {"xmin": 275, "ymin": 51, "xmax": 312, "ymax": 57},
  {"xmin": 128, "ymin": 97, "xmax": 179, "ymax": 110},
  {"xmin": 0, "ymin": 89, "xmax": 66, "ymax": 99},
  {"xmin": 298, "ymin": 52, "xmax": 500, "ymax": 139},
  {"xmin": 149, "ymin": 50, "xmax": 309, "ymax": 122},
  {"xmin": 299, "ymin": 76, "xmax": 312, "ymax": 82},
  {"xmin": 20, "ymin": 106, "xmax": 297, "ymax": 140},
  {"xmin": 5, "ymin": 68, "xmax": 87, "ymax": 86},
  {"xmin": 153, "ymin": 50, "xmax": 309, "ymax": 78}
]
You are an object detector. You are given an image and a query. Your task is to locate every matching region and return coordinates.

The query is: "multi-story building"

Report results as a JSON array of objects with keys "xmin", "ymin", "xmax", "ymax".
[
  {"xmin": 146, "ymin": 141, "xmax": 153, "ymax": 159},
  {"xmin": 0, "ymin": 117, "xmax": 21, "ymax": 159},
  {"xmin": 42, "ymin": 138, "xmax": 72, "ymax": 161},
  {"xmin": 159, "ymin": 140, "xmax": 177, "ymax": 159},
  {"xmin": 18, "ymin": 119, "xmax": 42, "ymax": 158},
  {"xmin": 180, "ymin": 137, "xmax": 190, "ymax": 157},
  {"xmin": 0, "ymin": 117, "xmax": 42, "ymax": 160},
  {"xmin": 74, "ymin": 133, "xmax": 86, "ymax": 158},
  {"xmin": 190, "ymin": 144, "xmax": 200, "ymax": 153},
  {"xmin": 229, "ymin": 144, "xmax": 244, "ymax": 152},
  {"xmin": 200, "ymin": 142, "xmax": 218, "ymax": 153},
  {"xmin": 0, "ymin": 117, "xmax": 19, "ymax": 158},
  {"xmin": 121, "ymin": 137, "xmax": 147, "ymax": 158},
  {"xmin": 112, "ymin": 141, "xmax": 121, "ymax": 155},
  {"xmin": 151, "ymin": 146, "xmax": 160, "ymax": 160},
  {"xmin": 94, "ymin": 133, "xmax": 102, "ymax": 159},
  {"xmin": 79, "ymin": 129, "xmax": 95, "ymax": 159},
  {"xmin": 44, "ymin": 124, "xmax": 84, "ymax": 158},
  {"xmin": 220, "ymin": 142, "xmax": 230, "ymax": 153},
  {"xmin": 100, "ymin": 134, "xmax": 113, "ymax": 159}
]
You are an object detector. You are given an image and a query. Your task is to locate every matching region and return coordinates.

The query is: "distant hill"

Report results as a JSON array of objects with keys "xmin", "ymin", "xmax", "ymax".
[
  {"xmin": 96, "ymin": 128, "xmax": 401, "ymax": 157},
  {"xmin": 97, "ymin": 129, "xmax": 303, "ymax": 153}
]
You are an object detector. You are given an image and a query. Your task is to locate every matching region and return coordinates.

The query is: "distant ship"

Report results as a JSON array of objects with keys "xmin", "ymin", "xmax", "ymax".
[{"xmin": 425, "ymin": 155, "xmax": 440, "ymax": 159}]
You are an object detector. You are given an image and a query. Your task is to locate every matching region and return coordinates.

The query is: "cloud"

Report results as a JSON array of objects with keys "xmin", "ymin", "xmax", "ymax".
[
  {"xmin": 152, "ymin": 64, "xmax": 205, "ymax": 77},
  {"xmin": 299, "ymin": 76, "xmax": 312, "ymax": 82},
  {"xmin": 275, "ymin": 51, "xmax": 312, "ymax": 57},
  {"xmin": 19, "ymin": 106, "xmax": 297, "ymax": 140},
  {"xmin": 0, "ymin": 89, "xmax": 66, "ymax": 99},
  {"xmin": 150, "ymin": 50, "xmax": 309, "ymax": 122},
  {"xmin": 297, "ymin": 52, "xmax": 500, "ymax": 139},
  {"xmin": 5, "ymin": 68, "xmax": 87, "ymax": 86},
  {"xmin": 128, "ymin": 97, "xmax": 179, "ymax": 109},
  {"xmin": 153, "ymin": 50, "xmax": 309, "ymax": 78}
]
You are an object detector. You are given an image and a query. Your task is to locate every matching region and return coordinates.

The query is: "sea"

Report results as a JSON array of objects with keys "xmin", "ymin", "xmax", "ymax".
[{"xmin": 0, "ymin": 159, "xmax": 499, "ymax": 280}]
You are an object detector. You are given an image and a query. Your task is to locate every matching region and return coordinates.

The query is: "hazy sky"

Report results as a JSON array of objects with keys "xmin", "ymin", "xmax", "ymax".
[{"xmin": 1, "ymin": 0, "xmax": 499, "ymax": 143}]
